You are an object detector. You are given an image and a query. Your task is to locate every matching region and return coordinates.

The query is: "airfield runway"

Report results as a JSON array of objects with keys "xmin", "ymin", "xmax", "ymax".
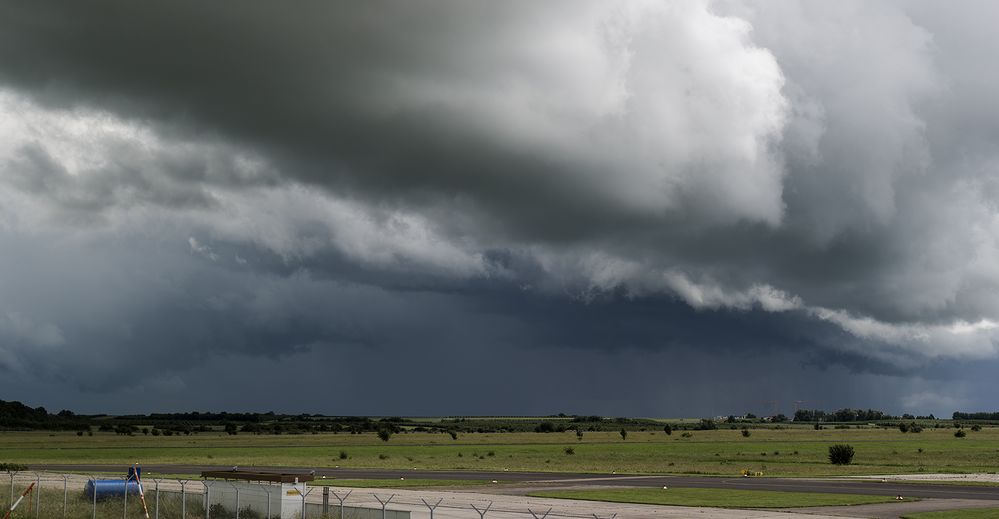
[{"xmin": 29, "ymin": 464, "xmax": 999, "ymax": 501}]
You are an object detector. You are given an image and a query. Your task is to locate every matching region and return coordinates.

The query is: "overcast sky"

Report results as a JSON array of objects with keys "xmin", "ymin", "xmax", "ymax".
[{"xmin": 1, "ymin": 1, "xmax": 998, "ymax": 418}]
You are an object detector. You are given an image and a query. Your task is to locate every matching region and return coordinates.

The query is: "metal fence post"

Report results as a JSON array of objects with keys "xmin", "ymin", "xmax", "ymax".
[
  {"xmin": 92, "ymin": 476, "xmax": 98, "ymax": 519},
  {"xmin": 266, "ymin": 484, "xmax": 271, "ymax": 519},
  {"xmin": 153, "ymin": 480, "xmax": 160, "ymax": 519},
  {"xmin": 374, "ymin": 494, "xmax": 395, "ymax": 519},
  {"xmin": 322, "ymin": 487, "xmax": 329, "ymax": 517},
  {"xmin": 225, "ymin": 481, "xmax": 241, "ymax": 519},
  {"xmin": 63, "ymin": 474, "xmax": 69, "ymax": 519},
  {"xmin": 421, "ymin": 498, "xmax": 443, "ymax": 519},
  {"xmin": 8, "ymin": 472, "xmax": 13, "ymax": 511},
  {"xmin": 181, "ymin": 480, "xmax": 187, "ymax": 519},
  {"xmin": 470, "ymin": 501, "xmax": 491, "ymax": 519},
  {"xmin": 301, "ymin": 486, "xmax": 315, "ymax": 519},
  {"xmin": 123, "ymin": 476, "xmax": 129, "ymax": 519},
  {"xmin": 528, "ymin": 508, "xmax": 551, "ymax": 519},
  {"xmin": 34, "ymin": 473, "xmax": 40, "ymax": 519},
  {"xmin": 331, "ymin": 489, "xmax": 351, "ymax": 519}
]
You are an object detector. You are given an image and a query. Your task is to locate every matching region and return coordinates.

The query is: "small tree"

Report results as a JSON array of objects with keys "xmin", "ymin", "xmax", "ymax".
[
  {"xmin": 955, "ymin": 429, "xmax": 967, "ymax": 438},
  {"xmin": 663, "ymin": 424, "xmax": 672, "ymax": 435},
  {"xmin": 741, "ymin": 428, "xmax": 751, "ymax": 438},
  {"xmin": 448, "ymin": 430, "xmax": 459, "ymax": 440},
  {"xmin": 828, "ymin": 444, "xmax": 855, "ymax": 465},
  {"xmin": 377, "ymin": 429, "xmax": 392, "ymax": 442},
  {"xmin": 576, "ymin": 429, "xmax": 584, "ymax": 441},
  {"xmin": 899, "ymin": 422, "xmax": 909, "ymax": 433},
  {"xmin": 619, "ymin": 428, "xmax": 628, "ymax": 440}
]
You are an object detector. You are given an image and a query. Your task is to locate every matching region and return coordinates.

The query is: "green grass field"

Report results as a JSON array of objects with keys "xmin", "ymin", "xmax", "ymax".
[
  {"xmin": 308, "ymin": 478, "xmax": 495, "ymax": 488},
  {"xmin": 3, "ymin": 427, "xmax": 998, "ymax": 477},
  {"xmin": 528, "ymin": 488, "xmax": 898, "ymax": 508},
  {"xmin": 903, "ymin": 509, "xmax": 999, "ymax": 519}
]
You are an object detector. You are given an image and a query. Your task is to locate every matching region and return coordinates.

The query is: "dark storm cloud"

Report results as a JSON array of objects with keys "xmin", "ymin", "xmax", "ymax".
[{"xmin": 1, "ymin": 0, "xmax": 999, "ymax": 414}]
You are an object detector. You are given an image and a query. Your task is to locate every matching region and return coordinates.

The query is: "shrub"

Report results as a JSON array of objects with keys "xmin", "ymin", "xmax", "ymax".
[
  {"xmin": 448, "ymin": 430, "xmax": 459, "ymax": 440},
  {"xmin": 899, "ymin": 422, "xmax": 909, "ymax": 433},
  {"xmin": 681, "ymin": 432, "xmax": 693, "ymax": 438},
  {"xmin": 828, "ymin": 444, "xmax": 855, "ymax": 465},
  {"xmin": 339, "ymin": 450, "xmax": 348, "ymax": 460},
  {"xmin": 696, "ymin": 419, "xmax": 718, "ymax": 431},
  {"xmin": 576, "ymin": 429, "xmax": 584, "ymax": 440},
  {"xmin": 564, "ymin": 447, "xmax": 575, "ymax": 455},
  {"xmin": 663, "ymin": 424, "xmax": 672, "ymax": 435},
  {"xmin": 741, "ymin": 428, "xmax": 751, "ymax": 438},
  {"xmin": 487, "ymin": 451, "xmax": 495, "ymax": 456},
  {"xmin": 535, "ymin": 422, "xmax": 556, "ymax": 433},
  {"xmin": 971, "ymin": 424, "xmax": 982, "ymax": 432},
  {"xmin": 955, "ymin": 429, "xmax": 967, "ymax": 438},
  {"xmin": 377, "ymin": 429, "xmax": 392, "ymax": 442},
  {"xmin": 619, "ymin": 428, "xmax": 628, "ymax": 440},
  {"xmin": 378, "ymin": 453, "xmax": 389, "ymax": 460}
]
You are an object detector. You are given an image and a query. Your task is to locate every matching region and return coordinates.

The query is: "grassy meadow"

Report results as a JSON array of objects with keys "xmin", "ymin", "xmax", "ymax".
[
  {"xmin": 3, "ymin": 426, "xmax": 998, "ymax": 477},
  {"xmin": 528, "ymin": 488, "xmax": 899, "ymax": 508}
]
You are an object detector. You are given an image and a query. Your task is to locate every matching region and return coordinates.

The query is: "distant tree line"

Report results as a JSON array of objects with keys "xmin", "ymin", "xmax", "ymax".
[
  {"xmin": 953, "ymin": 411, "xmax": 999, "ymax": 421},
  {"xmin": 793, "ymin": 408, "xmax": 894, "ymax": 422}
]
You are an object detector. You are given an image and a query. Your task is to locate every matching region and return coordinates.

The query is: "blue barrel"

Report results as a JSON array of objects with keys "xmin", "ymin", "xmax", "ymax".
[{"xmin": 84, "ymin": 480, "xmax": 141, "ymax": 499}]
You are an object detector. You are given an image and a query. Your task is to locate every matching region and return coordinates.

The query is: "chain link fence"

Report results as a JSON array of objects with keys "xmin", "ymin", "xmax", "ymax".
[{"xmin": 4, "ymin": 473, "xmax": 611, "ymax": 519}]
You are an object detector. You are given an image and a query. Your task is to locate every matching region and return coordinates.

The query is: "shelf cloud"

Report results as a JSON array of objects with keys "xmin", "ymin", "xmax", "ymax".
[{"xmin": 1, "ymin": 0, "xmax": 999, "ymax": 415}]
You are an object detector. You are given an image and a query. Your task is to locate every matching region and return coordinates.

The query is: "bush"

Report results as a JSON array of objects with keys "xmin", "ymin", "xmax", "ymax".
[
  {"xmin": 663, "ymin": 424, "xmax": 672, "ymax": 435},
  {"xmin": 339, "ymin": 450, "xmax": 348, "ymax": 460},
  {"xmin": 828, "ymin": 444, "xmax": 855, "ymax": 465},
  {"xmin": 377, "ymin": 429, "xmax": 392, "ymax": 442},
  {"xmin": 696, "ymin": 419, "xmax": 718, "ymax": 430},
  {"xmin": 378, "ymin": 453, "xmax": 389, "ymax": 460},
  {"xmin": 955, "ymin": 429, "xmax": 967, "ymax": 438},
  {"xmin": 576, "ymin": 429, "xmax": 584, "ymax": 440},
  {"xmin": 448, "ymin": 430, "xmax": 458, "ymax": 440},
  {"xmin": 741, "ymin": 428, "xmax": 751, "ymax": 437},
  {"xmin": 899, "ymin": 422, "xmax": 909, "ymax": 433},
  {"xmin": 971, "ymin": 424, "xmax": 982, "ymax": 432},
  {"xmin": 564, "ymin": 447, "xmax": 575, "ymax": 455},
  {"xmin": 619, "ymin": 428, "xmax": 628, "ymax": 440}
]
